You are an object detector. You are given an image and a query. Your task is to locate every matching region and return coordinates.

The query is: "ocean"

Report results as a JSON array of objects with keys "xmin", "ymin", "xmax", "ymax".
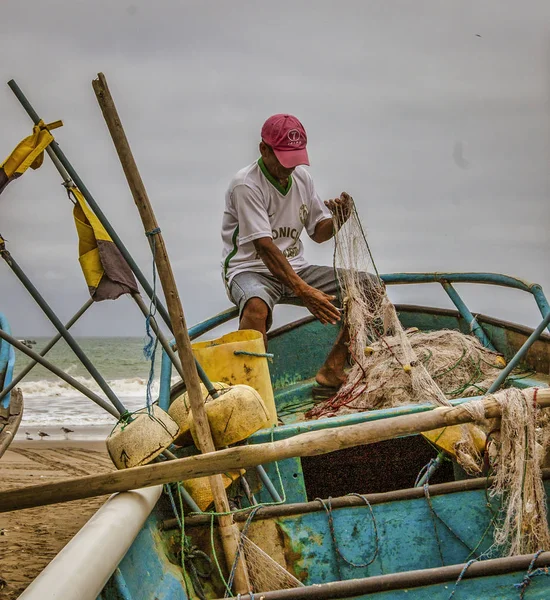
[{"xmin": 13, "ymin": 337, "xmax": 175, "ymax": 440}]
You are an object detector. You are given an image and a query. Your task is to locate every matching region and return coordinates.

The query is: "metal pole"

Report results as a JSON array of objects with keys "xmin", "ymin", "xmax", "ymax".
[
  {"xmin": 256, "ymin": 465, "xmax": 283, "ymax": 502},
  {"xmin": 441, "ymin": 282, "xmax": 496, "ymax": 350},
  {"xmin": 0, "ymin": 245, "xmax": 127, "ymax": 415},
  {"xmin": 415, "ymin": 452, "xmax": 445, "ymax": 488},
  {"xmin": 224, "ymin": 552, "xmax": 550, "ymax": 600},
  {"xmin": 0, "ymin": 298, "xmax": 94, "ymax": 403},
  {"xmin": 487, "ymin": 311, "xmax": 550, "ymax": 394},
  {"xmin": 0, "ymin": 328, "xmax": 118, "ymax": 417},
  {"xmin": 7, "ymin": 79, "xmax": 217, "ymax": 398}
]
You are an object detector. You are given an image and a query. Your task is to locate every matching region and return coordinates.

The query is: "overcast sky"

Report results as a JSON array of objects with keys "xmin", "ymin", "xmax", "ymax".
[{"xmin": 1, "ymin": 1, "xmax": 549, "ymax": 337}]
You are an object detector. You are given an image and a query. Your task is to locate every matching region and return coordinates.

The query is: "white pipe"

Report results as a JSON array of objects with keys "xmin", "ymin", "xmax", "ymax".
[{"xmin": 20, "ymin": 485, "xmax": 162, "ymax": 600}]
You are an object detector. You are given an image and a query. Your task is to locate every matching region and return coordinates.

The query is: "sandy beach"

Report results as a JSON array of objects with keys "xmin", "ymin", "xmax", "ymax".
[{"xmin": 0, "ymin": 439, "xmax": 114, "ymax": 599}]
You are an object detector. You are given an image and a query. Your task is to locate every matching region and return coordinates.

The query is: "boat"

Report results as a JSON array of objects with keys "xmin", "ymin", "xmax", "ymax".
[
  {"xmin": 3, "ymin": 76, "xmax": 550, "ymax": 600},
  {"xmin": 15, "ymin": 272, "xmax": 550, "ymax": 600},
  {"xmin": 0, "ymin": 312, "xmax": 23, "ymax": 458}
]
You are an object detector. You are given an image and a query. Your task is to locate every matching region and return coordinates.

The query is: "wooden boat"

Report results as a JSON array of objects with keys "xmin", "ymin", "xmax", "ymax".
[
  {"xmin": 0, "ymin": 312, "xmax": 22, "ymax": 458},
  {"xmin": 17, "ymin": 272, "xmax": 550, "ymax": 599}
]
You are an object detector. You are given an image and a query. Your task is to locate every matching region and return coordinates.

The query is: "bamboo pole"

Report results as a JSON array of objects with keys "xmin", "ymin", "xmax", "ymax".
[
  {"xmin": 2, "ymin": 389, "xmax": 548, "ymax": 513},
  {"xmin": 91, "ymin": 73, "xmax": 249, "ymax": 593}
]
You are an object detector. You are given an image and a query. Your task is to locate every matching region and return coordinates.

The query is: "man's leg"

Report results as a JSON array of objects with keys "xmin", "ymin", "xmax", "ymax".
[
  {"xmin": 228, "ymin": 272, "xmax": 282, "ymax": 350},
  {"xmin": 292, "ymin": 265, "xmax": 349, "ymax": 389},
  {"xmin": 314, "ymin": 325, "xmax": 349, "ymax": 388},
  {"xmin": 239, "ymin": 297, "xmax": 270, "ymax": 350}
]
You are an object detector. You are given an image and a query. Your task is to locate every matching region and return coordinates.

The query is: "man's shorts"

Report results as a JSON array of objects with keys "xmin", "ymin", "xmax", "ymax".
[{"xmin": 228, "ymin": 265, "xmax": 341, "ymax": 330}]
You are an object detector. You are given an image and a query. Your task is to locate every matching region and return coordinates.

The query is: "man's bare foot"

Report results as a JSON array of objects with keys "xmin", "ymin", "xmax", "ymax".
[{"xmin": 315, "ymin": 365, "xmax": 347, "ymax": 389}]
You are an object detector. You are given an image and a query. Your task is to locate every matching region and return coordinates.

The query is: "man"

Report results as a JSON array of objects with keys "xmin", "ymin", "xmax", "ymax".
[{"xmin": 221, "ymin": 114, "xmax": 352, "ymax": 393}]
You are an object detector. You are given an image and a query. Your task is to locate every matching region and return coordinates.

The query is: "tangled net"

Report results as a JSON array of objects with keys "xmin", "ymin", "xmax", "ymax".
[
  {"xmin": 309, "ymin": 197, "xmax": 504, "ymax": 420},
  {"xmin": 310, "ymin": 327, "xmax": 504, "ymax": 418},
  {"xmin": 472, "ymin": 388, "xmax": 550, "ymax": 557}
]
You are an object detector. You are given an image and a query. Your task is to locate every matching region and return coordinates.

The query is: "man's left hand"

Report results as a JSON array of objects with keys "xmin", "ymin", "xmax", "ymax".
[{"xmin": 324, "ymin": 192, "xmax": 352, "ymax": 228}]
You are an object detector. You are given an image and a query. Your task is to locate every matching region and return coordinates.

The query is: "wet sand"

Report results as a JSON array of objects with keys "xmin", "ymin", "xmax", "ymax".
[{"xmin": 0, "ymin": 440, "xmax": 114, "ymax": 599}]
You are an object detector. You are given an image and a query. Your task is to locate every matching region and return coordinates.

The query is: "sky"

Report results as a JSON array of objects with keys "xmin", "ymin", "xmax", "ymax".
[{"xmin": 0, "ymin": 0, "xmax": 549, "ymax": 338}]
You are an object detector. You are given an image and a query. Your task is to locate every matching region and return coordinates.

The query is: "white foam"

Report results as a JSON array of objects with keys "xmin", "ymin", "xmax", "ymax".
[{"xmin": 18, "ymin": 376, "xmax": 159, "ymax": 399}]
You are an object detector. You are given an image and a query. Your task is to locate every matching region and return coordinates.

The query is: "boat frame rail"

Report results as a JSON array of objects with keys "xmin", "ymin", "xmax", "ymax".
[{"xmin": 158, "ymin": 271, "xmax": 550, "ymax": 408}]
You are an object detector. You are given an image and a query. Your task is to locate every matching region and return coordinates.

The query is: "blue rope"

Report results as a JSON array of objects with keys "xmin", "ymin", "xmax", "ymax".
[
  {"xmin": 514, "ymin": 549, "xmax": 549, "ymax": 599},
  {"xmin": 447, "ymin": 559, "xmax": 477, "ymax": 599},
  {"xmin": 143, "ymin": 227, "xmax": 161, "ymax": 413}
]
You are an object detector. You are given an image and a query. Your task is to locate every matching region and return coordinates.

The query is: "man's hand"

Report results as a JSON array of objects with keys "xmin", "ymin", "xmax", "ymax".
[
  {"xmin": 297, "ymin": 284, "xmax": 341, "ymax": 325},
  {"xmin": 324, "ymin": 192, "xmax": 353, "ymax": 229}
]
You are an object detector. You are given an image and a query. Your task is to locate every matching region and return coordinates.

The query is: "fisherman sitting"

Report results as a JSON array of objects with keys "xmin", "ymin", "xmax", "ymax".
[{"xmin": 221, "ymin": 114, "xmax": 352, "ymax": 395}]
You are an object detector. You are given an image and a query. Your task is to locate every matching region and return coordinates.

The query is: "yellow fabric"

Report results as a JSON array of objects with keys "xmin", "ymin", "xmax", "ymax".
[
  {"xmin": 0, "ymin": 120, "xmax": 59, "ymax": 178},
  {"xmin": 72, "ymin": 186, "xmax": 113, "ymax": 289}
]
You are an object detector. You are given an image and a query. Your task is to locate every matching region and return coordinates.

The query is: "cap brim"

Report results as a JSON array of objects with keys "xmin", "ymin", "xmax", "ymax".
[{"xmin": 274, "ymin": 147, "xmax": 310, "ymax": 169}]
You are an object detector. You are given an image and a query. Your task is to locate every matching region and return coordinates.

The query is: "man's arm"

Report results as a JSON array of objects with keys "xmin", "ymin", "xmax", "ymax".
[
  {"xmin": 311, "ymin": 192, "xmax": 353, "ymax": 244},
  {"xmin": 253, "ymin": 237, "xmax": 341, "ymax": 325}
]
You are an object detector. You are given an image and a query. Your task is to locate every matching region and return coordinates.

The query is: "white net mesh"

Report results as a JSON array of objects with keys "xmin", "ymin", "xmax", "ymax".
[
  {"xmin": 309, "ymin": 198, "xmax": 503, "ymax": 419},
  {"xmin": 241, "ymin": 534, "xmax": 303, "ymax": 592},
  {"xmin": 487, "ymin": 387, "xmax": 550, "ymax": 556}
]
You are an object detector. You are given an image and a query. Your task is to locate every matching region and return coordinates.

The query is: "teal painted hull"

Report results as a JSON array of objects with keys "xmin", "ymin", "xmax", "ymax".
[{"xmin": 99, "ymin": 302, "xmax": 550, "ymax": 600}]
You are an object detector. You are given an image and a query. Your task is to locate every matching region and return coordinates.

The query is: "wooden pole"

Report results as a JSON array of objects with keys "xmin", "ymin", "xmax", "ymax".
[
  {"xmin": 91, "ymin": 73, "xmax": 250, "ymax": 593},
  {"xmin": 2, "ymin": 389, "xmax": 549, "ymax": 513}
]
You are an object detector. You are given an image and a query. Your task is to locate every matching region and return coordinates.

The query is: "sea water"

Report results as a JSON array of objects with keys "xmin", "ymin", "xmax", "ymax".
[{"xmin": 12, "ymin": 337, "xmax": 176, "ymax": 439}]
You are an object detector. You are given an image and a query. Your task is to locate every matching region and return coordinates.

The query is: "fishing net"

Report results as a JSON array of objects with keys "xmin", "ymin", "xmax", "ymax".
[
  {"xmin": 241, "ymin": 534, "xmax": 304, "ymax": 592},
  {"xmin": 308, "ymin": 198, "xmax": 504, "ymax": 420},
  {"xmin": 309, "ymin": 328, "xmax": 504, "ymax": 418},
  {"xmin": 485, "ymin": 387, "xmax": 550, "ymax": 556}
]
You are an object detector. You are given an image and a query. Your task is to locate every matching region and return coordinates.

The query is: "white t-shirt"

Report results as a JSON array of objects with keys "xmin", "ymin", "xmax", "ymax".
[{"xmin": 221, "ymin": 159, "xmax": 331, "ymax": 285}]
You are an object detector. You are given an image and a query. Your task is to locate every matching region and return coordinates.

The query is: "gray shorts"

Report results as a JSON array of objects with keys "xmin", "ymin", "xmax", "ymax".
[{"xmin": 228, "ymin": 265, "xmax": 342, "ymax": 330}]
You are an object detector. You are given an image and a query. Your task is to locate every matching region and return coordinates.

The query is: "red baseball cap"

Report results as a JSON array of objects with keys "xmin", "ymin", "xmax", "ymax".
[{"xmin": 261, "ymin": 114, "xmax": 309, "ymax": 168}]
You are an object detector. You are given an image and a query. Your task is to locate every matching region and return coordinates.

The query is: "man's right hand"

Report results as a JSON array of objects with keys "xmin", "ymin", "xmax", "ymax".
[{"xmin": 298, "ymin": 284, "xmax": 341, "ymax": 325}]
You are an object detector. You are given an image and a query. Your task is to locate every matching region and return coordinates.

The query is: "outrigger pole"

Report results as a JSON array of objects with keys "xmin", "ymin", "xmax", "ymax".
[
  {"xmin": 0, "ymin": 328, "xmax": 118, "ymax": 417},
  {"xmin": 7, "ymin": 79, "xmax": 220, "ymax": 400},
  {"xmin": 0, "ymin": 238, "xmax": 126, "ymax": 416},
  {"xmin": 0, "ymin": 298, "xmax": 93, "ymax": 403}
]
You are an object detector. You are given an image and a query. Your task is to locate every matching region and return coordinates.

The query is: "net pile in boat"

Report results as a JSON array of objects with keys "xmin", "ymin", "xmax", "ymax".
[
  {"xmin": 241, "ymin": 534, "xmax": 304, "ymax": 592},
  {"xmin": 308, "ymin": 198, "xmax": 503, "ymax": 420},
  {"xmin": 309, "ymin": 327, "xmax": 504, "ymax": 418}
]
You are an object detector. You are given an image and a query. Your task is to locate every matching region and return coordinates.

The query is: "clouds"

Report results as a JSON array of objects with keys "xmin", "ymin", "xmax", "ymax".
[{"xmin": 0, "ymin": 0, "xmax": 549, "ymax": 336}]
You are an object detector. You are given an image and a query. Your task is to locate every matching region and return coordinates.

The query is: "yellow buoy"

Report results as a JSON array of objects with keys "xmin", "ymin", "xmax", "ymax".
[
  {"xmin": 191, "ymin": 329, "xmax": 278, "ymax": 425},
  {"xmin": 106, "ymin": 405, "xmax": 179, "ymax": 469},
  {"xmin": 183, "ymin": 471, "xmax": 245, "ymax": 511},
  {"xmin": 422, "ymin": 408, "xmax": 486, "ymax": 459},
  {"xmin": 188, "ymin": 384, "xmax": 270, "ymax": 448},
  {"xmin": 168, "ymin": 381, "xmax": 228, "ymax": 447}
]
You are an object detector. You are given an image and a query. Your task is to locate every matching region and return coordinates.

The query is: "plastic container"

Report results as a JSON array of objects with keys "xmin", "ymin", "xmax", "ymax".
[{"xmin": 191, "ymin": 329, "xmax": 277, "ymax": 425}]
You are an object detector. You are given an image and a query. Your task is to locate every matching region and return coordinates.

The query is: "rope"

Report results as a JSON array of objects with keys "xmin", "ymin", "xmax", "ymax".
[
  {"xmin": 165, "ymin": 482, "xmax": 212, "ymax": 600},
  {"xmin": 447, "ymin": 559, "xmax": 477, "ymax": 599},
  {"xmin": 315, "ymin": 495, "xmax": 379, "ymax": 579},
  {"xmin": 233, "ymin": 350, "xmax": 274, "ymax": 360},
  {"xmin": 143, "ymin": 227, "xmax": 161, "ymax": 414},
  {"xmin": 224, "ymin": 506, "xmax": 263, "ymax": 597},
  {"xmin": 514, "ymin": 549, "xmax": 549, "ymax": 599},
  {"xmin": 423, "ymin": 484, "xmax": 479, "ymax": 565},
  {"xmin": 204, "ymin": 428, "xmax": 288, "ymax": 595}
]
